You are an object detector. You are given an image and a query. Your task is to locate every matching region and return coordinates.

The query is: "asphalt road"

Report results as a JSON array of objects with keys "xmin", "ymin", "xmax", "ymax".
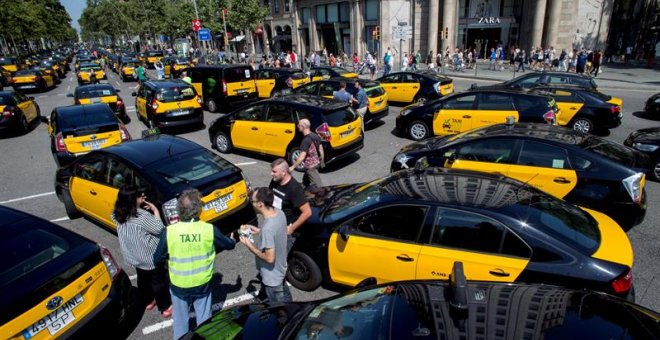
[{"xmin": 1, "ymin": 67, "xmax": 658, "ymax": 339}]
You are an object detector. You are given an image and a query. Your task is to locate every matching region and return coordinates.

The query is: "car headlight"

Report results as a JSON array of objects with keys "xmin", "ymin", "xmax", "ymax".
[
  {"xmin": 394, "ymin": 153, "xmax": 413, "ymax": 169},
  {"xmin": 622, "ymin": 172, "xmax": 644, "ymax": 204},
  {"xmin": 633, "ymin": 143, "xmax": 659, "ymax": 152},
  {"xmin": 654, "ymin": 97, "xmax": 660, "ymax": 104},
  {"xmin": 400, "ymin": 109, "xmax": 412, "ymax": 116}
]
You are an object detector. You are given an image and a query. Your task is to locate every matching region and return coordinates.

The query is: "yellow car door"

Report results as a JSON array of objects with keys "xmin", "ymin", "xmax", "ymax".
[
  {"xmin": 256, "ymin": 70, "xmax": 276, "ymax": 98},
  {"xmin": 378, "ymin": 74, "xmax": 402, "ymax": 102},
  {"xmin": 473, "ymin": 92, "xmax": 519, "ymax": 130},
  {"xmin": 506, "ymin": 140, "xmax": 577, "ymax": 199},
  {"xmin": 444, "ymin": 138, "xmax": 517, "ymax": 175},
  {"xmin": 432, "ymin": 93, "xmax": 478, "ymax": 135},
  {"xmin": 15, "ymin": 93, "xmax": 37, "ymax": 122},
  {"xmin": 400, "ymin": 73, "xmax": 421, "ymax": 103},
  {"xmin": 230, "ymin": 104, "xmax": 266, "ymax": 152},
  {"xmin": 69, "ymin": 155, "xmax": 104, "ymax": 216},
  {"xmin": 134, "ymin": 86, "xmax": 148, "ymax": 120},
  {"xmin": 327, "ymin": 205, "xmax": 427, "ymax": 287},
  {"xmin": 551, "ymin": 90, "xmax": 585, "ymax": 126},
  {"xmin": 416, "ymin": 208, "xmax": 530, "ymax": 282},
  {"xmin": 261, "ymin": 104, "xmax": 296, "ymax": 156}
]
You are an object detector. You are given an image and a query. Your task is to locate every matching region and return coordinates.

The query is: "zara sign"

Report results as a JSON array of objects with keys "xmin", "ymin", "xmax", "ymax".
[{"xmin": 478, "ymin": 17, "xmax": 501, "ymax": 24}]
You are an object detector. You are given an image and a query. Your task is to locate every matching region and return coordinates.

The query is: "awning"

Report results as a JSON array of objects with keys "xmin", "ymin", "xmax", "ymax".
[{"xmin": 231, "ymin": 35, "xmax": 245, "ymax": 42}]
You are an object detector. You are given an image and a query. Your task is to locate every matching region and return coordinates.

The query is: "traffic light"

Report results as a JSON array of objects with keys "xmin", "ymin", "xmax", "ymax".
[
  {"xmin": 444, "ymin": 27, "xmax": 448, "ymax": 39},
  {"xmin": 373, "ymin": 26, "xmax": 380, "ymax": 40}
]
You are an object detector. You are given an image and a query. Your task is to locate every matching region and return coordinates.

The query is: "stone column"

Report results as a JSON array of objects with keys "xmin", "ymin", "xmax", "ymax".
[
  {"xmin": 308, "ymin": 5, "xmax": 319, "ymax": 53},
  {"xmin": 441, "ymin": 0, "xmax": 457, "ymax": 52},
  {"xmin": 427, "ymin": 0, "xmax": 439, "ymax": 55},
  {"xmin": 352, "ymin": 0, "xmax": 364, "ymax": 56},
  {"xmin": 531, "ymin": 0, "xmax": 547, "ymax": 48},
  {"xmin": 542, "ymin": 0, "xmax": 562, "ymax": 48}
]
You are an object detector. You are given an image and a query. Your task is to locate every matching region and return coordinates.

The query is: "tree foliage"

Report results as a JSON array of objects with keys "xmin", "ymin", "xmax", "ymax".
[{"xmin": 0, "ymin": 0, "xmax": 77, "ymax": 50}]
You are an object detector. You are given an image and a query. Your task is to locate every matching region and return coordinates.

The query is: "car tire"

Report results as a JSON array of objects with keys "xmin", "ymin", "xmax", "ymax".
[
  {"xmin": 62, "ymin": 190, "xmax": 81, "ymax": 219},
  {"xmin": 414, "ymin": 95, "xmax": 427, "ymax": 104},
  {"xmin": 213, "ymin": 131, "xmax": 233, "ymax": 153},
  {"xmin": 207, "ymin": 99, "xmax": 218, "ymax": 113},
  {"xmin": 286, "ymin": 251, "xmax": 322, "ymax": 291},
  {"xmin": 652, "ymin": 159, "xmax": 660, "ymax": 182},
  {"xmin": 288, "ymin": 147, "xmax": 305, "ymax": 172},
  {"xmin": 408, "ymin": 120, "xmax": 430, "ymax": 141},
  {"xmin": 19, "ymin": 114, "xmax": 29, "ymax": 132},
  {"xmin": 571, "ymin": 117, "xmax": 593, "ymax": 134}
]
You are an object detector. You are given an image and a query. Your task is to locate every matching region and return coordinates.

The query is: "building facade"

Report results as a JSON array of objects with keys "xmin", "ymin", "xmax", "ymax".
[{"xmin": 258, "ymin": 1, "xmax": 648, "ymax": 61}]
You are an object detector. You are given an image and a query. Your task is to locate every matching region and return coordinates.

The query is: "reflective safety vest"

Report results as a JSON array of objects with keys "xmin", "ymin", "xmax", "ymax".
[{"xmin": 167, "ymin": 221, "xmax": 215, "ymax": 288}]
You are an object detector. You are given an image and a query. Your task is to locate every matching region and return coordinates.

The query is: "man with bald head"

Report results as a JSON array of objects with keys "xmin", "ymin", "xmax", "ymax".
[{"xmin": 289, "ymin": 118, "xmax": 324, "ymax": 189}]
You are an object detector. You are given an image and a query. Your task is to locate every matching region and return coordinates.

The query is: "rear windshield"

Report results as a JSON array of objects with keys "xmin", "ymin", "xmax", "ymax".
[
  {"xmin": 156, "ymin": 86, "xmax": 196, "ymax": 102},
  {"xmin": 59, "ymin": 107, "xmax": 118, "ymax": 131},
  {"xmin": 583, "ymin": 90, "xmax": 612, "ymax": 102},
  {"xmin": 332, "ymin": 67, "xmax": 350, "ymax": 76},
  {"xmin": 0, "ymin": 58, "xmax": 16, "ymax": 65},
  {"xmin": 151, "ymin": 149, "xmax": 235, "ymax": 187},
  {"xmin": 176, "ymin": 59, "xmax": 189, "ymax": 65},
  {"xmin": 324, "ymin": 108, "xmax": 358, "ymax": 127},
  {"xmin": 14, "ymin": 70, "xmax": 37, "ymax": 76},
  {"xmin": 77, "ymin": 86, "xmax": 116, "ymax": 98},
  {"xmin": 0, "ymin": 228, "xmax": 79, "ymax": 286},
  {"xmin": 149, "ymin": 52, "xmax": 164, "ymax": 57},
  {"xmin": 366, "ymin": 86, "xmax": 385, "ymax": 98},
  {"xmin": 224, "ymin": 67, "xmax": 253, "ymax": 82},
  {"xmin": 579, "ymin": 136, "xmax": 635, "ymax": 166},
  {"xmin": 0, "ymin": 95, "xmax": 12, "ymax": 105},
  {"xmin": 291, "ymin": 72, "xmax": 307, "ymax": 80},
  {"xmin": 79, "ymin": 63, "xmax": 100, "ymax": 70}
]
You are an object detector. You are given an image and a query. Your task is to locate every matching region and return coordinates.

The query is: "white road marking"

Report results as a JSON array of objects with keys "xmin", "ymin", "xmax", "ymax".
[
  {"xmin": 235, "ymin": 161, "xmax": 257, "ymax": 166},
  {"xmin": 126, "ymin": 106, "xmax": 135, "ymax": 109},
  {"xmin": 0, "ymin": 191, "xmax": 55, "ymax": 204},
  {"xmin": 50, "ymin": 217, "xmax": 69, "ymax": 222},
  {"xmin": 38, "ymin": 95, "xmax": 47, "ymax": 98},
  {"xmin": 66, "ymin": 85, "xmax": 70, "ymax": 91},
  {"xmin": 57, "ymin": 93, "xmax": 66, "ymax": 96}
]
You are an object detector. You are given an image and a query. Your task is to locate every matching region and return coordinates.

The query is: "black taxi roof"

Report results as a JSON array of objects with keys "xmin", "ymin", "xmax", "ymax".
[
  {"xmin": 449, "ymin": 122, "xmax": 589, "ymax": 146},
  {"xmin": 192, "ymin": 65, "xmax": 253, "ymax": 70},
  {"xmin": 322, "ymin": 77, "xmax": 381, "ymax": 88},
  {"xmin": 143, "ymin": 79, "xmax": 192, "ymax": 88},
  {"xmin": 100, "ymin": 134, "xmax": 205, "ymax": 167},
  {"xmin": 258, "ymin": 67, "xmax": 305, "ymax": 73},
  {"xmin": 55, "ymin": 103, "xmax": 114, "ymax": 117},
  {"xmin": 267, "ymin": 94, "xmax": 350, "ymax": 110}
]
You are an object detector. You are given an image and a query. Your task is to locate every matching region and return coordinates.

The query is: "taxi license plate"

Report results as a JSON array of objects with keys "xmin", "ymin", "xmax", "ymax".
[
  {"xmin": 22, "ymin": 85, "xmax": 36, "ymax": 88},
  {"xmin": 170, "ymin": 109, "xmax": 189, "ymax": 116},
  {"xmin": 236, "ymin": 89, "xmax": 248, "ymax": 95},
  {"xmin": 203, "ymin": 193, "xmax": 233, "ymax": 213},
  {"xmin": 90, "ymin": 97, "xmax": 101, "ymax": 103},
  {"xmin": 82, "ymin": 139, "xmax": 106, "ymax": 150},
  {"xmin": 340, "ymin": 129, "xmax": 354, "ymax": 138},
  {"xmin": 23, "ymin": 294, "xmax": 83, "ymax": 338}
]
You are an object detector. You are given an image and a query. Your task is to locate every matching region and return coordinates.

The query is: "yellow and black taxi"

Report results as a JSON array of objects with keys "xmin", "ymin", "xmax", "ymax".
[
  {"xmin": 145, "ymin": 50, "xmax": 164, "ymax": 68},
  {"xmin": 256, "ymin": 68, "xmax": 309, "ymax": 98},
  {"xmin": 54, "ymin": 133, "xmax": 255, "ymax": 233},
  {"xmin": 478, "ymin": 71, "xmax": 599, "ymax": 91},
  {"xmin": 295, "ymin": 78, "xmax": 389, "ymax": 125},
  {"xmin": 394, "ymin": 88, "xmax": 558, "ymax": 141},
  {"xmin": 288, "ymin": 167, "xmax": 635, "ymax": 301},
  {"xmin": 0, "ymin": 56, "xmax": 19, "ymax": 75},
  {"xmin": 74, "ymin": 56, "xmax": 95, "ymax": 71},
  {"xmin": 184, "ymin": 273, "xmax": 660, "ymax": 339},
  {"xmin": 624, "ymin": 127, "xmax": 660, "ymax": 181},
  {"xmin": 76, "ymin": 62, "xmax": 106, "ymax": 85},
  {"xmin": 208, "ymin": 94, "xmax": 363, "ymax": 169},
  {"xmin": 48, "ymin": 103, "xmax": 131, "ymax": 167},
  {"xmin": 10, "ymin": 69, "xmax": 56, "ymax": 92},
  {"xmin": 70, "ymin": 84, "xmax": 130, "ymax": 124},
  {"xmin": 38, "ymin": 60, "xmax": 63, "ymax": 80},
  {"xmin": 132, "ymin": 79, "xmax": 203, "ymax": 129},
  {"xmin": 530, "ymin": 85, "xmax": 623, "ymax": 133},
  {"xmin": 0, "ymin": 90, "xmax": 41, "ymax": 134},
  {"xmin": 119, "ymin": 58, "xmax": 141, "ymax": 81},
  {"xmin": 184, "ymin": 65, "xmax": 258, "ymax": 113},
  {"xmin": 377, "ymin": 70, "xmax": 453, "ymax": 105},
  {"xmin": 163, "ymin": 56, "xmax": 191, "ymax": 79},
  {"xmin": 0, "ymin": 206, "xmax": 134, "ymax": 339},
  {"xmin": 391, "ymin": 122, "xmax": 649, "ymax": 230},
  {"xmin": 309, "ymin": 66, "xmax": 358, "ymax": 81}
]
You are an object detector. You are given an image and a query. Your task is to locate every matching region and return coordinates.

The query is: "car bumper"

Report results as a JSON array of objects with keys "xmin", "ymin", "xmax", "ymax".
[
  {"xmin": 325, "ymin": 136, "xmax": 364, "ymax": 165},
  {"xmin": 0, "ymin": 115, "xmax": 20, "ymax": 130},
  {"xmin": 153, "ymin": 108, "xmax": 204, "ymax": 128},
  {"xmin": 222, "ymin": 93, "xmax": 259, "ymax": 109},
  {"xmin": 208, "ymin": 199, "xmax": 256, "ymax": 235},
  {"xmin": 366, "ymin": 106, "xmax": 389, "ymax": 123},
  {"xmin": 604, "ymin": 197, "xmax": 646, "ymax": 231},
  {"xmin": 13, "ymin": 83, "xmax": 41, "ymax": 91},
  {"xmin": 58, "ymin": 271, "xmax": 134, "ymax": 338}
]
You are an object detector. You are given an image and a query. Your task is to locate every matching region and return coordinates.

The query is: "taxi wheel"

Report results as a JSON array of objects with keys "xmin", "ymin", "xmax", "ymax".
[
  {"xmin": 213, "ymin": 132, "xmax": 233, "ymax": 153},
  {"xmin": 652, "ymin": 160, "xmax": 660, "ymax": 181},
  {"xmin": 286, "ymin": 251, "xmax": 322, "ymax": 291},
  {"xmin": 414, "ymin": 95, "xmax": 427, "ymax": 104},
  {"xmin": 571, "ymin": 117, "xmax": 593, "ymax": 133},
  {"xmin": 62, "ymin": 191, "xmax": 81, "ymax": 219},
  {"xmin": 206, "ymin": 99, "xmax": 218, "ymax": 113},
  {"xmin": 288, "ymin": 148, "xmax": 305, "ymax": 172},
  {"xmin": 408, "ymin": 121, "xmax": 430, "ymax": 141},
  {"xmin": 19, "ymin": 114, "xmax": 29, "ymax": 132}
]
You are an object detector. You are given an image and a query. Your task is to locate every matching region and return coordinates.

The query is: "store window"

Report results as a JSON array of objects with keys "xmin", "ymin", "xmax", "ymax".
[
  {"xmin": 316, "ymin": 5, "xmax": 326, "ymax": 23},
  {"xmin": 285, "ymin": 0, "xmax": 290, "ymax": 12},
  {"xmin": 302, "ymin": 7, "xmax": 310, "ymax": 23},
  {"xmin": 365, "ymin": 0, "xmax": 379, "ymax": 21},
  {"xmin": 340, "ymin": 2, "xmax": 350, "ymax": 22},
  {"xmin": 274, "ymin": 0, "xmax": 279, "ymax": 13},
  {"xmin": 327, "ymin": 3, "xmax": 338, "ymax": 22}
]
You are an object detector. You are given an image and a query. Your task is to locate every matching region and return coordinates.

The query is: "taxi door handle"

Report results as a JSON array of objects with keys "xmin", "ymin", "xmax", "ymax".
[
  {"xmin": 412, "ymin": 86, "xmax": 419, "ymax": 89},
  {"xmin": 489, "ymin": 269, "xmax": 510, "ymax": 277},
  {"xmin": 391, "ymin": 86, "xmax": 398, "ymax": 89},
  {"xmin": 570, "ymin": 107, "xmax": 577, "ymax": 110},
  {"xmin": 553, "ymin": 177, "xmax": 571, "ymax": 184},
  {"xmin": 462, "ymin": 115, "xmax": 471, "ymax": 118},
  {"xmin": 251, "ymin": 127, "xmax": 258, "ymax": 131},
  {"xmin": 89, "ymin": 190, "xmax": 97, "ymax": 196},
  {"xmin": 285, "ymin": 129, "xmax": 293, "ymax": 134},
  {"xmin": 396, "ymin": 255, "xmax": 414, "ymax": 262}
]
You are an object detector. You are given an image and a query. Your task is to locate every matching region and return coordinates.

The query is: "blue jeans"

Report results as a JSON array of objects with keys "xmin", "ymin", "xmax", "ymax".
[
  {"xmin": 264, "ymin": 282, "xmax": 292, "ymax": 304},
  {"xmin": 170, "ymin": 285, "xmax": 212, "ymax": 339}
]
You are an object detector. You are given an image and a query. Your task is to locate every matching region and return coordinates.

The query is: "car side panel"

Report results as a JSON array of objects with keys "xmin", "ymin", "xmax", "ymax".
[
  {"xmin": 555, "ymin": 101, "xmax": 584, "ymax": 126},
  {"xmin": 327, "ymin": 233, "xmax": 422, "ymax": 287},
  {"xmin": 70, "ymin": 177, "xmax": 117, "ymax": 228},
  {"xmin": 445, "ymin": 159, "xmax": 511, "ymax": 176},
  {"xmin": 506, "ymin": 164, "xmax": 577, "ymax": 199},
  {"xmin": 259, "ymin": 121, "xmax": 296, "ymax": 157},
  {"xmin": 257, "ymin": 79, "xmax": 276, "ymax": 98},
  {"xmin": 433, "ymin": 109, "xmax": 475, "ymax": 135},
  {"xmin": 230, "ymin": 120, "xmax": 261, "ymax": 152}
]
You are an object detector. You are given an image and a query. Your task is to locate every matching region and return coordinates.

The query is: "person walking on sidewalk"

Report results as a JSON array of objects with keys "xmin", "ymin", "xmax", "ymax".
[
  {"xmin": 591, "ymin": 49, "xmax": 602, "ymax": 77},
  {"xmin": 353, "ymin": 80, "xmax": 368, "ymax": 132},
  {"xmin": 289, "ymin": 118, "xmax": 324, "ymax": 189},
  {"xmin": 488, "ymin": 48, "xmax": 496, "ymax": 70},
  {"xmin": 515, "ymin": 50, "xmax": 526, "ymax": 72}
]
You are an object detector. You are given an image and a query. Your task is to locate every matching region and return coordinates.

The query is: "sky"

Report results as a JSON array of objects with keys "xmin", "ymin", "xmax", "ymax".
[{"xmin": 61, "ymin": 0, "xmax": 85, "ymax": 32}]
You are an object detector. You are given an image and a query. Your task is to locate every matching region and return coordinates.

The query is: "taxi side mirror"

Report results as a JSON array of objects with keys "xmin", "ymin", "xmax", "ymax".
[
  {"xmin": 338, "ymin": 224, "xmax": 350, "ymax": 241},
  {"xmin": 131, "ymin": 92, "xmax": 137, "ymax": 96},
  {"xmin": 115, "ymin": 89, "xmax": 121, "ymax": 92},
  {"xmin": 66, "ymin": 93, "xmax": 73, "ymax": 98}
]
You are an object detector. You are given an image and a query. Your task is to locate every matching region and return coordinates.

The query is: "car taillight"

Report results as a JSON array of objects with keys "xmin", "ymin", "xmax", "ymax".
[
  {"xmin": 116, "ymin": 99, "xmax": 124, "ymax": 109},
  {"xmin": 100, "ymin": 246, "xmax": 121, "ymax": 280},
  {"xmin": 543, "ymin": 110, "xmax": 556, "ymax": 125},
  {"xmin": 222, "ymin": 80, "xmax": 228, "ymax": 95},
  {"xmin": 162, "ymin": 198, "xmax": 180, "ymax": 225},
  {"xmin": 151, "ymin": 98, "xmax": 158, "ymax": 110},
  {"xmin": 2, "ymin": 107, "xmax": 14, "ymax": 117},
  {"xmin": 433, "ymin": 82, "xmax": 441, "ymax": 94},
  {"xmin": 34, "ymin": 76, "xmax": 42, "ymax": 81},
  {"xmin": 55, "ymin": 132, "xmax": 67, "ymax": 152},
  {"xmin": 8, "ymin": 77, "xmax": 14, "ymax": 83},
  {"xmin": 622, "ymin": 172, "xmax": 644, "ymax": 204},
  {"xmin": 315, "ymin": 122, "xmax": 331, "ymax": 142},
  {"xmin": 611, "ymin": 269, "xmax": 633, "ymax": 294},
  {"xmin": 196, "ymin": 96, "xmax": 202, "ymax": 105},
  {"xmin": 119, "ymin": 125, "xmax": 131, "ymax": 141},
  {"xmin": 610, "ymin": 105, "xmax": 621, "ymax": 114}
]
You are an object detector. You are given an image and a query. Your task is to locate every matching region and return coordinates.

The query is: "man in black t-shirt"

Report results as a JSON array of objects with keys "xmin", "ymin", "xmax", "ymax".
[{"xmin": 268, "ymin": 158, "xmax": 312, "ymax": 252}]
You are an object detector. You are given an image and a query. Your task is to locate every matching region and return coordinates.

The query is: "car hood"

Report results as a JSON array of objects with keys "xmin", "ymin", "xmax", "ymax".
[
  {"xmin": 304, "ymin": 184, "xmax": 359, "ymax": 221},
  {"xmin": 398, "ymin": 135, "xmax": 451, "ymax": 153},
  {"xmin": 628, "ymin": 127, "xmax": 660, "ymax": 144},
  {"xmin": 182, "ymin": 302, "xmax": 305, "ymax": 340}
]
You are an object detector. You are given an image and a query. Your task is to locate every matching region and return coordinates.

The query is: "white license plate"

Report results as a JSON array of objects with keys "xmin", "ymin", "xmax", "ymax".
[
  {"xmin": 82, "ymin": 139, "xmax": 106, "ymax": 150},
  {"xmin": 203, "ymin": 193, "xmax": 233, "ymax": 213},
  {"xmin": 24, "ymin": 294, "xmax": 83, "ymax": 338},
  {"xmin": 22, "ymin": 85, "xmax": 36, "ymax": 88},
  {"xmin": 340, "ymin": 129, "xmax": 354, "ymax": 138},
  {"xmin": 170, "ymin": 109, "xmax": 189, "ymax": 116},
  {"xmin": 90, "ymin": 97, "xmax": 101, "ymax": 103},
  {"xmin": 236, "ymin": 89, "xmax": 248, "ymax": 95}
]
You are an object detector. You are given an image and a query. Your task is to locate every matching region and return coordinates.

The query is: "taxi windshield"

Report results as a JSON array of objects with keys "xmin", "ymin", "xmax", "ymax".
[
  {"xmin": 14, "ymin": 70, "xmax": 37, "ymax": 76},
  {"xmin": 0, "ymin": 58, "xmax": 16, "ymax": 65},
  {"xmin": 0, "ymin": 95, "xmax": 12, "ymax": 105},
  {"xmin": 332, "ymin": 67, "xmax": 350, "ymax": 75},
  {"xmin": 79, "ymin": 63, "xmax": 100, "ymax": 71},
  {"xmin": 77, "ymin": 86, "xmax": 116, "ymax": 98},
  {"xmin": 151, "ymin": 150, "xmax": 235, "ymax": 186},
  {"xmin": 325, "ymin": 178, "xmax": 390, "ymax": 220},
  {"xmin": 156, "ymin": 86, "xmax": 196, "ymax": 102}
]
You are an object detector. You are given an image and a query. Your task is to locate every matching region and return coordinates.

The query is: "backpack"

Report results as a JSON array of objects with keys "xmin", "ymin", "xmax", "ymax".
[
  {"xmin": 384, "ymin": 53, "xmax": 391, "ymax": 64},
  {"xmin": 304, "ymin": 134, "xmax": 323, "ymax": 169}
]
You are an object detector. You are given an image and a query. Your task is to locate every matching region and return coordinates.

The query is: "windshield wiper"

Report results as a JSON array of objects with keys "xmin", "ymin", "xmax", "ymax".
[{"xmin": 156, "ymin": 170, "xmax": 190, "ymax": 184}]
